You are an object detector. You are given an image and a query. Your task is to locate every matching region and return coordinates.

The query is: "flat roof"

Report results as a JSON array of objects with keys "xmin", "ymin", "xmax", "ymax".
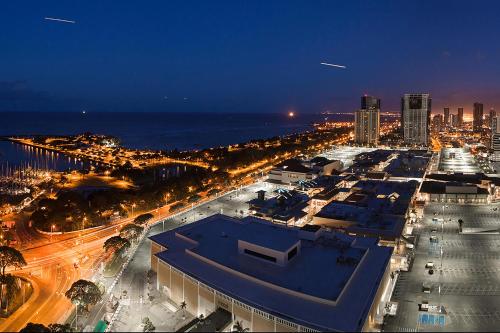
[
  {"xmin": 275, "ymin": 158, "xmax": 312, "ymax": 173},
  {"xmin": 384, "ymin": 151, "xmax": 431, "ymax": 178},
  {"xmin": 438, "ymin": 147, "xmax": 481, "ymax": 173},
  {"xmin": 315, "ymin": 180, "xmax": 418, "ymax": 238},
  {"xmin": 150, "ymin": 214, "xmax": 392, "ymax": 332}
]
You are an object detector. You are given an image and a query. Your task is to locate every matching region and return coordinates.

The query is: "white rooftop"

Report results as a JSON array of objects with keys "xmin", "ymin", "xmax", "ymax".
[{"xmin": 150, "ymin": 214, "xmax": 392, "ymax": 331}]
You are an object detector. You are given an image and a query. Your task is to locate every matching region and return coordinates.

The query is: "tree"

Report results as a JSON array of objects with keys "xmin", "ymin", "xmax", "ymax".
[
  {"xmin": 119, "ymin": 224, "xmax": 144, "ymax": 242},
  {"xmin": 65, "ymin": 279, "xmax": 102, "ymax": 311},
  {"xmin": 103, "ymin": 236, "xmax": 130, "ymax": 256},
  {"xmin": 458, "ymin": 219, "xmax": 464, "ymax": 233},
  {"xmin": 232, "ymin": 321, "xmax": 249, "ymax": 333},
  {"xmin": 142, "ymin": 317, "xmax": 155, "ymax": 333},
  {"xmin": 180, "ymin": 301, "xmax": 187, "ymax": 320},
  {"xmin": 48, "ymin": 323, "xmax": 73, "ymax": 332},
  {"xmin": 0, "ymin": 246, "xmax": 27, "ymax": 277},
  {"xmin": 134, "ymin": 213, "xmax": 154, "ymax": 225},
  {"xmin": 20, "ymin": 322, "xmax": 73, "ymax": 333},
  {"xmin": 20, "ymin": 323, "xmax": 50, "ymax": 332}
]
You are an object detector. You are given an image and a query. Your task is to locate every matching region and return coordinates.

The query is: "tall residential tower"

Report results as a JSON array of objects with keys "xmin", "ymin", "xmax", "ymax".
[
  {"xmin": 444, "ymin": 107, "xmax": 450, "ymax": 127},
  {"xmin": 473, "ymin": 102, "xmax": 484, "ymax": 131},
  {"xmin": 401, "ymin": 93, "xmax": 432, "ymax": 146},
  {"xmin": 457, "ymin": 107, "xmax": 464, "ymax": 128},
  {"xmin": 355, "ymin": 95, "xmax": 380, "ymax": 145}
]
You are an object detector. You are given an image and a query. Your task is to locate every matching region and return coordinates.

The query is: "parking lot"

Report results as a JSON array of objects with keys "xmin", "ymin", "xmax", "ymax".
[{"xmin": 384, "ymin": 202, "xmax": 500, "ymax": 332}]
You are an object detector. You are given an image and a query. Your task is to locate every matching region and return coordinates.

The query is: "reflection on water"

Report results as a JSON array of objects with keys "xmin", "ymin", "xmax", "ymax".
[{"xmin": 0, "ymin": 141, "xmax": 88, "ymax": 173}]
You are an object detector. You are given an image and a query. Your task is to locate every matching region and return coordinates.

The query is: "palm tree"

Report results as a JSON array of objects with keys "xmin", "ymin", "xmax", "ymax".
[
  {"xmin": 180, "ymin": 301, "xmax": 187, "ymax": 320},
  {"xmin": 232, "ymin": 321, "xmax": 249, "ymax": 333},
  {"xmin": 0, "ymin": 246, "xmax": 27, "ymax": 277}
]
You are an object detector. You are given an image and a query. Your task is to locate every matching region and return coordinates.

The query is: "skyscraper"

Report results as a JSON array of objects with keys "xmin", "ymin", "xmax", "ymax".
[
  {"xmin": 355, "ymin": 95, "xmax": 380, "ymax": 145},
  {"xmin": 432, "ymin": 114, "xmax": 443, "ymax": 133},
  {"xmin": 492, "ymin": 117, "xmax": 500, "ymax": 161},
  {"xmin": 401, "ymin": 93, "xmax": 432, "ymax": 146},
  {"xmin": 457, "ymin": 107, "xmax": 464, "ymax": 127},
  {"xmin": 473, "ymin": 102, "xmax": 484, "ymax": 131},
  {"xmin": 451, "ymin": 114, "xmax": 459, "ymax": 128},
  {"xmin": 490, "ymin": 108, "xmax": 496, "ymax": 129},
  {"xmin": 443, "ymin": 107, "xmax": 450, "ymax": 126}
]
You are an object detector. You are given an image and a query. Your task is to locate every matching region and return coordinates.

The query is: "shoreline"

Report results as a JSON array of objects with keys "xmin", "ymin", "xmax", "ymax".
[{"xmin": 0, "ymin": 120, "xmax": 352, "ymax": 171}]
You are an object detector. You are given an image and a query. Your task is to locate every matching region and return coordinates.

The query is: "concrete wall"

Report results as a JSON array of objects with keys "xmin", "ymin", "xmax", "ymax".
[
  {"xmin": 312, "ymin": 215, "xmax": 355, "ymax": 228},
  {"xmin": 150, "ymin": 242, "xmax": 162, "ymax": 272},
  {"xmin": 362, "ymin": 259, "xmax": 392, "ymax": 331},
  {"xmin": 153, "ymin": 258, "xmax": 314, "ymax": 332}
]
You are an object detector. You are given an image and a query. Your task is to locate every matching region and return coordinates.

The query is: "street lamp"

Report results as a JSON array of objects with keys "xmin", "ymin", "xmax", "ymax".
[
  {"xmin": 51, "ymin": 224, "xmax": 55, "ymax": 242},
  {"xmin": 132, "ymin": 203, "xmax": 136, "ymax": 217}
]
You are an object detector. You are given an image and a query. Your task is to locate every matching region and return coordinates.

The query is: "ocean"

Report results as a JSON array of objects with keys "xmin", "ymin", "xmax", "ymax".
[
  {"xmin": 0, "ymin": 111, "xmax": 353, "ymax": 170},
  {"xmin": 0, "ymin": 111, "xmax": 352, "ymax": 151}
]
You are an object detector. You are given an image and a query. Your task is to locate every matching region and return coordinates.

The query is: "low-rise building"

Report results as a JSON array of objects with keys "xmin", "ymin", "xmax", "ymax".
[
  {"xmin": 267, "ymin": 159, "xmax": 315, "ymax": 185},
  {"xmin": 312, "ymin": 179, "xmax": 419, "ymax": 243},
  {"xmin": 303, "ymin": 156, "xmax": 343, "ymax": 176},
  {"xmin": 268, "ymin": 158, "xmax": 343, "ymax": 186},
  {"xmin": 150, "ymin": 214, "xmax": 394, "ymax": 332},
  {"xmin": 419, "ymin": 180, "xmax": 489, "ymax": 204},
  {"xmin": 347, "ymin": 150, "xmax": 395, "ymax": 175},
  {"xmin": 247, "ymin": 189, "xmax": 309, "ymax": 226}
]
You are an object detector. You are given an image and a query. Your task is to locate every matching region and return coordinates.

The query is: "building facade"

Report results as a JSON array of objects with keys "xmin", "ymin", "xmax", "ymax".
[
  {"xmin": 492, "ymin": 117, "xmax": 500, "ymax": 161},
  {"xmin": 473, "ymin": 102, "xmax": 484, "ymax": 131},
  {"xmin": 432, "ymin": 114, "xmax": 443, "ymax": 133},
  {"xmin": 490, "ymin": 108, "xmax": 496, "ymax": 129},
  {"xmin": 401, "ymin": 93, "xmax": 432, "ymax": 146},
  {"xmin": 355, "ymin": 95, "xmax": 380, "ymax": 145},
  {"xmin": 451, "ymin": 114, "xmax": 459, "ymax": 128},
  {"xmin": 443, "ymin": 107, "xmax": 450, "ymax": 126},
  {"xmin": 150, "ymin": 214, "xmax": 393, "ymax": 332},
  {"xmin": 457, "ymin": 107, "xmax": 464, "ymax": 128}
]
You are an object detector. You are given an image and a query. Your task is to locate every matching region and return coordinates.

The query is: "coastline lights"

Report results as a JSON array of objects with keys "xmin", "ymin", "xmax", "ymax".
[{"xmin": 288, "ymin": 111, "xmax": 295, "ymax": 118}]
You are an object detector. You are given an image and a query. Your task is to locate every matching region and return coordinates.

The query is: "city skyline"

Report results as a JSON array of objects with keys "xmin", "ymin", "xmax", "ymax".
[{"xmin": 3, "ymin": 2, "xmax": 500, "ymax": 332}]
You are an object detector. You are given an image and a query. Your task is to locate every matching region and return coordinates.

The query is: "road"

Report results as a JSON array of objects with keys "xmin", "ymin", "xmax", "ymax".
[
  {"xmin": 0, "ymin": 179, "xmax": 269, "ymax": 332},
  {"xmin": 81, "ymin": 181, "xmax": 271, "ymax": 331}
]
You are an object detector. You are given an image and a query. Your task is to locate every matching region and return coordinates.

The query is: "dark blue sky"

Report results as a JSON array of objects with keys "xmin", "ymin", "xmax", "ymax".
[{"xmin": 2, "ymin": 0, "xmax": 500, "ymax": 115}]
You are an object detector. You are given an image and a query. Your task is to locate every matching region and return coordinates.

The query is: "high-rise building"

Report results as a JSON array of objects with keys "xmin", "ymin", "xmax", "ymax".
[
  {"xmin": 361, "ymin": 95, "xmax": 381, "ymax": 110},
  {"xmin": 473, "ymin": 102, "xmax": 484, "ymax": 131},
  {"xmin": 443, "ymin": 107, "xmax": 450, "ymax": 126},
  {"xmin": 457, "ymin": 107, "xmax": 464, "ymax": 127},
  {"xmin": 491, "ymin": 117, "xmax": 500, "ymax": 161},
  {"xmin": 401, "ymin": 94, "xmax": 432, "ymax": 146},
  {"xmin": 490, "ymin": 108, "xmax": 496, "ymax": 129},
  {"xmin": 432, "ymin": 114, "xmax": 443, "ymax": 133},
  {"xmin": 451, "ymin": 114, "xmax": 459, "ymax": 128},
  {"xmin": 355, "ymin": 95, "xmax": 380, "ymax": 145}
]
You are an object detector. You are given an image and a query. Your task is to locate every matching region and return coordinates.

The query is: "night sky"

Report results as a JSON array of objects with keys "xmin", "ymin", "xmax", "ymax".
[{"xmin": 2, "ymin": 0, "xmax": 500, "ymax": 115}]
